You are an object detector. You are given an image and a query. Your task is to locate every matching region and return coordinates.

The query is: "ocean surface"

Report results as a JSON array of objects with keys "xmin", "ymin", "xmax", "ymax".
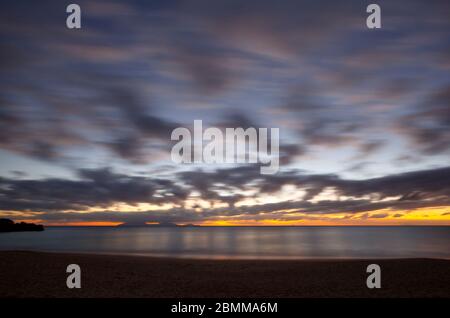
[{"xmin": 0, "ymin": 226, "xmax": 449, "ymax": 259}]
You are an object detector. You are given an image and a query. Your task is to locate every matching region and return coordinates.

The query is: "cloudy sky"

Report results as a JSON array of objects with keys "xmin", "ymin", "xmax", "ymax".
[{"xmin": 1, "ymin": 0, "xmax": 449, "ymax": 225}]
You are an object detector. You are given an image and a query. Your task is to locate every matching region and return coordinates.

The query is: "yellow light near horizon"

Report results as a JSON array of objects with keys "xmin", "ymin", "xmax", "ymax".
[
  {"xmin": 3, "ymin": 205, "xmax": 449, "ymax": 227},
  {"xmin": 199, "ymin": 206, "xmax": 450, "ymax": 226},
  {"xmin": 397, "ymin": 206, "xmax": 450, "ymax": 221}
]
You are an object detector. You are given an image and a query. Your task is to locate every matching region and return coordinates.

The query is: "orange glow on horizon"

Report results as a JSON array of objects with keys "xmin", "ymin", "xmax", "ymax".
[
  {"xmin": 198, "ymin": 206, "xmax": 450, "ymax": 226},
  {"xmin": 43, "ymin": 221, "xmax": 123, "ymax": 227},
  {"xmin": 8, "ymin": 206, "xmax": 450, "ymax": 226}
]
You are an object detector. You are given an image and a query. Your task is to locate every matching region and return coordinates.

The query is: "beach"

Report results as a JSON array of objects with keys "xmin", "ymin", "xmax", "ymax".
[{"xmin": 0, "ymin": 251, "xmax": 449, "ymax": 298}]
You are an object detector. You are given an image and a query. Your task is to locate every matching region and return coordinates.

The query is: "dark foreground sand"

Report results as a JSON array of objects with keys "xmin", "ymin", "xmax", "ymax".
[{"xmin": 0, "ymin": 251, "xmax": 449, "ymax": 297}]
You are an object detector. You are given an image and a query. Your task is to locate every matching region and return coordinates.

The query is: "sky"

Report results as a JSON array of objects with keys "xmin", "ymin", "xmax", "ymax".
[{"xmin": 0, "ymin": 0, "xmax": 449, "ymax": 226}]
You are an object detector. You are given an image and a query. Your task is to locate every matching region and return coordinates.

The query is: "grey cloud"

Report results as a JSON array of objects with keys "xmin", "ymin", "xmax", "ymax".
[
  {"xmin": 397, "ymin": 85, "xmax": 450, "ymax": 154},
  {"xmin": 0, "ymin": 168, "xmax": 188, "ymax": 212},
  {"xmin": 1, "ymin": 165, "xmax": 449, "ymax": 224},
  {"xmin": 0, "ymin": 0, "xmax": 449, "ymax": 226}
]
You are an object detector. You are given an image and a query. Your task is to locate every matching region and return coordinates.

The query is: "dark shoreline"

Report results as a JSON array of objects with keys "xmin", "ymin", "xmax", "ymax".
[
  {"xmin": 0, "ymin": 251, "xmax": 449, "ymax": 298},
  {"xmin": 0, "ymin": 219, "xmax": 44, "ymax": 232}
]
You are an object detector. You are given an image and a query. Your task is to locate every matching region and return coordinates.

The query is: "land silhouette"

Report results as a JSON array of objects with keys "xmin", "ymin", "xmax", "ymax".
[
  {"xmin": 117, "ymin": 222, "xmax": 198, "ymax": 227},
  {"xmin": 0, "ymin": 219, "xmax": 44, "ymax": 232}
]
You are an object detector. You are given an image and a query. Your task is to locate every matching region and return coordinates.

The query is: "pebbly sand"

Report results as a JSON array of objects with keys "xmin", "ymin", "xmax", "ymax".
[{"xmin": 0, "ymin": 251, "xmax": 449, "ymax": 298}]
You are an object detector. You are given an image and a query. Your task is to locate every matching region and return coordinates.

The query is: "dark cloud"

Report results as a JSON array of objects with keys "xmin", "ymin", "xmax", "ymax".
[
  {"xmin": 1, "ymin": 0, "xmax": 449, "ymax": 164},
  {"xmin": 346, "ymin": 161, "xmax": 372, "ymax": 173},
  {"xmin": 279, "ymin": 144, "xmax": 306, "ymax": 165},
  {"xmin": 369, "ymin": 213, "xmax": 389, "ymax": 219},
  {"xmin": 109, "ymin": 88, "xmax": 178, "ymax": 139},
  {"xmin": 0, "ymin": 168, "xmax": 188, "ymax": 212},
  {"xmin": 219, "ymin": 112, "xmax": 260, "ymax": 130},
  {"xmin": 358, "ymin": 141, "xmax": 384, "ymax": 157},
  {"xmin": 0, "ymin": 0, "xmax": 449, "ymax": 225},
  {"xmin": 29, "ymin": 141, "xmax": 58, "ymax": 161},
  {"xmin": 176, "ymin": 165, "xmax": 450, "ymax": 214},
  {"xmin": 107, "ymin": 134, "xmax": 145, "ymax": 163},
  {"xmin": 281, "ymin": 85, "xmax": 367, "ymax": 150},
  {"xmin": 0, "ymin": 165, "xmax": 449, "ymax": 223},
  {"xmin": 397, "ymin": 85, "xmax": 450, "ymax": 154}
]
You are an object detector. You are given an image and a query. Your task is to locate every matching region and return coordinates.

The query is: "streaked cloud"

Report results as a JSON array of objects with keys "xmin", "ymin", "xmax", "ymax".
[{"xmin": 0, "ymin": 0, "xmax": 449, "ymax": 224}]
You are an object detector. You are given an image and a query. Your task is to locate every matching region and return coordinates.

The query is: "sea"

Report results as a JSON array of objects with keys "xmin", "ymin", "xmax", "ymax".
[{"xmin": 0, "ymin": 226, "xmax": 449, "ymax": 259}]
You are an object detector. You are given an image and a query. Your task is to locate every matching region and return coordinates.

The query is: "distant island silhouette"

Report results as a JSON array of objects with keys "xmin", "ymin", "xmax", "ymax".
[
  {"xmin": 117, "ymin": 222, "xmax": 198, "ymax": 228},
  {"xmin": 0, "ymin": 219, "xmax": 44, "ymax": 232}
]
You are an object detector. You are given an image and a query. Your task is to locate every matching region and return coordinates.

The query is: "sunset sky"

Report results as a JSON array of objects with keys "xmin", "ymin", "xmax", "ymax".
[{"xmin": 1, "ymin": 0, "xmax": 449, "ymax": 226}]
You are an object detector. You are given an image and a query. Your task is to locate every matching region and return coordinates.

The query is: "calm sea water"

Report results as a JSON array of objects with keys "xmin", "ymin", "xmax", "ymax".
[{"xmin": 0, "ymin": 226, "xmax": 449, "ymax": 259}]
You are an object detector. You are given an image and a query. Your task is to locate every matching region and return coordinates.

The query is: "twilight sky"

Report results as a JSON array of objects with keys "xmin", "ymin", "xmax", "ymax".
[{"xmin": 0, "ymin": 0, "xmax": 449, "ymax": 225}]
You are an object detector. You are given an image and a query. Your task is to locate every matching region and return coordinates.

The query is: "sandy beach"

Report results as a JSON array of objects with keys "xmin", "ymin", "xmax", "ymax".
[{"xmin": 0, "ymin": 251, "xmax": 449, "ymax": 298}]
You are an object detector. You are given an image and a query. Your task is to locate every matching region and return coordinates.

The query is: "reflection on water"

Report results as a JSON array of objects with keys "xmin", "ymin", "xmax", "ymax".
[{"xmin": 0, "ymin": 226, "xmax": 449, "ymax": 259}]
